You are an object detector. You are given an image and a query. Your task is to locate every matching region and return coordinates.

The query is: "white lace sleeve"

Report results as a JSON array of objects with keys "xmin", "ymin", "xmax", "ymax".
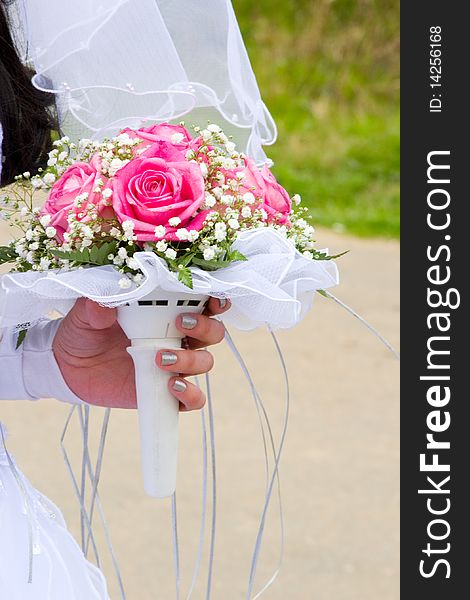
[
  {"xmin": 0, "ymin": 319, "xmax": 82, "ymax": 404},
  {"xmin": 1, "ymin": 120, "xmax": 82, "ymax": 403}
]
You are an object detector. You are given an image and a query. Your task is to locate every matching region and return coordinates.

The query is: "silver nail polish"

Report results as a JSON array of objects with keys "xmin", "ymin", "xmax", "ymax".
[
  {"xmin": 219, "ymin": 298, "xmax": 227, "ymax": 309},
  {"xmin": 161, "ymin": 351, "xmax": 178, "ymax": 366},
  {"xmin": 173, "ymin": 379, "xmax": 187, "ymax": 393},
  {"xmin": 181, "ymin": 315, "xmax": 198, "ymax": 330}
]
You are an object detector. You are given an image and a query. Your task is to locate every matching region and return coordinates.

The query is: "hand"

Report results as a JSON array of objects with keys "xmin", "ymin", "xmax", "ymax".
[{"xmin": 52, "ymin": 297, "xmax": 230, "ymax": 410}]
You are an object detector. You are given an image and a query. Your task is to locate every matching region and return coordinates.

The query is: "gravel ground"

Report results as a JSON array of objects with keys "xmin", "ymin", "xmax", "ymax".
[{"xmin": 1, "ymin": 224, "xmax": 399, "ymax": 600}]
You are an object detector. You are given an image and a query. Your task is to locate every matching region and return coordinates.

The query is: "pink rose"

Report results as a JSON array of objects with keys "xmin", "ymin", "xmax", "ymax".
[
  {"xmin": 221, "ymin": 157, "xmax": 291, "ymax": 224},
  {"xmin": 112, "ymin": 141, "xmax": 208, "ymax": 241},
  {"xmin": 43, "ymin": 156, "xmax": 106, "ymax": 240},
  {"xmin": 259, "ymin": 164, "xmax": 292, "ymax": 224},
  {"xmin": 236, "ymin": 156, "xmax": 266, "ymax": 198},
  {"xmin": 120, "ymin": 123, "xmax": 193, "ymax": 154}
]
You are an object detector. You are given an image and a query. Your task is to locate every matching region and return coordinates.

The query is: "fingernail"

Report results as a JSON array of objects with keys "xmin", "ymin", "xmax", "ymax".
[
  {"xmin": 219, "ymin": 298, "xmax": 227, "ymax": 309},
  {"xmin": 172, "ymin": 379, "xmax": 187, "ymax": 393},
  {"xmin": 161, "ymin": 351, "xmax": 178, "ymax": 366},
  {"xmin": 181, "ymin": 315, "xmax": 198, "ymax": 330}
]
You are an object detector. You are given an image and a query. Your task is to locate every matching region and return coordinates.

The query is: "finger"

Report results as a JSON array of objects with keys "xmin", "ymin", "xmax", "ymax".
[
  {"xmin": 156, "ymin": 348, "xmax": 214, "ymax": 376},
  {"xmin": 204, "ymin": 297, "xmax": 231, "ymax": 317},
  {"xmin": 175, "ymin": 313, "xmax": 225, "ymax": 349},
  {"xmin": 169, "ymin": 377, "xmax": 206, "ymax": 412},
  {"xmin": 84, "ymin": 299, "xmax": 118, "ymax": 330}
]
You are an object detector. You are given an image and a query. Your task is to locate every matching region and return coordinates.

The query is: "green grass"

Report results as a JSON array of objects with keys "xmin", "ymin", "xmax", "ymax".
[{"xmin": 234, "ymin": 0, "xmax": 400, "ymax": 238}]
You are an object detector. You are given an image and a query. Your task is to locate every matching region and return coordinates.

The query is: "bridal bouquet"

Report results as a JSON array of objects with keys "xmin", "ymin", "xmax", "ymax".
[
  {"xmin": 0, "ymin": 122, "xmax": 337, "ymax": 287},
  {"xmin": 0, "ymin": 122, "xmax": 340, "ymax": 498}
]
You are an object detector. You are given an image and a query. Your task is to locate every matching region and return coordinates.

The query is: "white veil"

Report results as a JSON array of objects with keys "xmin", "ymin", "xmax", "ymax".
[{"xmin": 9, "ymin": 0, "xmax": 277, "ymax": 165}]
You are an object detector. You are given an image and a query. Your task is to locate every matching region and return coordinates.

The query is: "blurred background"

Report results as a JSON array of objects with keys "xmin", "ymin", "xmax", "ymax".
[
  {"xmin": 1, "ymin": 1, "xmax": 399, "ymax": 599},
  {"xmin": 236, "ymin": 0, "xmax": 399, "ymax": 238}
]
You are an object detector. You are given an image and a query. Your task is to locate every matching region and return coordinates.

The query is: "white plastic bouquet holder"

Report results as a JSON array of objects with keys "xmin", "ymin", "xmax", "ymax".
[
  {"xmin": 117, "ymin": 288, "xmax": 209, "ymax": 498},
  {"xmin": 0, "ymin": 231, "xmax": 340, "ymax": 499}
]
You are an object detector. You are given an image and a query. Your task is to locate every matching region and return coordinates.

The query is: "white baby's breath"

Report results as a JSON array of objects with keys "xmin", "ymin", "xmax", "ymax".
[
  {"xmin": 227, "ymin": 218, "xmax": 240, "ymax": 230},
  {"xmin": 39, "ymin": 215, "xmax": 51, "ymax": 227},
  {"xmin": 165, "ymin": 248, "xmax": 177, "ymax": 260},
  {"xmin": 199, "ymin": 162, "xmax": 208, "ymax": 178},
  {"xmin": 187, "ymin": 230, "xmax": 199, "ymax": 242},
  {"xmin": 118, "ymin": 277, "xmax": 132, "ymax": 289},
  {"xmin": 154, "ymin": 225, "xmax": 166, "ymax": 238},
  {"xmin": 126, "ymin": 257, "xmax": 139, "ymax": 270},
  {"xmin": 42, "ymin": 173, "xmax": 56, "ymax": 186},
  {"xmin": 214, "ymin": 222, "xmax": 227, "ymax": 242},
  {"xmin": 31, "ymin": 178, "xmax": 43, "ymax": 189},
  {"xmin": 39, "ymin": 257, "xmax": 51, "ymax": 270},
  {"xmin": 171, "ymin": 132, "xmax": 185, "ymax": 144},
  {"xmin": 175, "ymin": 228, "xmax": 189, "ymax": 241},
  {"xmin": 226, "ymin": 141, "xmax": 236, "ymax": 154},
  {"xmin": 204, "ymin": 192, "xmax": 217, "ymax": 208},
  {"xmin": 221, "ymin": 194, "xmax": 235, "ymax": 206},
  {"xmin": 203, "ymin": 247, "xmax": 216, "ymax": 261}
]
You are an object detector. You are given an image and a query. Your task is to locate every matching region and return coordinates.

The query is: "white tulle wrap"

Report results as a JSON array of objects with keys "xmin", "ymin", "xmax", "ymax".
[
  {"xmin": 0, "ymin": 229, "xmax": 338, "ymax": 330},
  {"xmin": 9, "ymin": 0, "xmax": 276, "ymax": 165}
]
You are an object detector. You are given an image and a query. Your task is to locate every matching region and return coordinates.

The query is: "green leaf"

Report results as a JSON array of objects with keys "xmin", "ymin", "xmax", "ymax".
[
  {"xmin": 192, "ymin": 257, "xmax": 232, "ymax": 271},
  {"xmin": 165, "ymin": 257, "xmax": 178, "ymax": 271},
  {"xmin": 178, "ymin": 266, "xmax": 193, "ymax": 289},
  {"xmin": 52, "ymin": 244, "xmax": 117, "ymax": 266},
  {"xmin": 89, "ymin": 245, "xmax": 100, "ymax": 264},
  {"xmin": 328, "ymin": 250, "xmax": 349, "ymax": 260},
  {"xmin": 51, "ymin": 249, "xmax": 73, "ymax": 260},
  {"xmin": 178, "ymin": 252, "xmax": 195, "ymax": 268},
  {"xmin": 191, "ymin": 249, "xmax": 247, "ymax": 272},
  {"xmin": 16, "ymin": 261, "xmax": 33, "ymax": 272},
  {"xmin": 311, "ymin": 249, "xmax": 349, "ymax": 261},
  {"xmin": 16, "ymin": 329, "xmax": 28, "ymax": 349},
  {"xmin": 97, "ymin": 241, "xmax": 118, "ymax": 264},
  {"xmin": 0, "ymin": 246, "xmax": 17, "ymax": 264},
  {"xmin": 97, "ymin": 243, "xmax": 111, "ymax": 264},
  {"xmin": 80, "ymin": 247, "xmax": 90, "ymax": 262},
  {"xmin": 227, "ymin": 249, "xmax": 247, "ymax": 262}
]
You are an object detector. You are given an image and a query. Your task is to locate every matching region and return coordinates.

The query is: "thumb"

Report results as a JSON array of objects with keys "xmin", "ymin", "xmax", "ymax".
[{"xmin": 84, "ymin": 299, "xmax": 118, "ymax": 330}]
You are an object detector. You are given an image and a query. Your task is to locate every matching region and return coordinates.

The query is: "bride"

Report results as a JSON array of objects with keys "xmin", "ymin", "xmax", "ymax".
[
  {"xmin": 0, "ymin": 1, "xmax": 231, "ymax": 596},
  {"xmin": 1, "ymin": 0, "xmax": 279, "ymax": 596}
]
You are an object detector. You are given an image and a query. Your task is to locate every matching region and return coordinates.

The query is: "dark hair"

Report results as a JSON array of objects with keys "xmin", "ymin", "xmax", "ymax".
[{"xmin": 0, "ymin": 1, "xmax": 58, "ymax": 185}]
